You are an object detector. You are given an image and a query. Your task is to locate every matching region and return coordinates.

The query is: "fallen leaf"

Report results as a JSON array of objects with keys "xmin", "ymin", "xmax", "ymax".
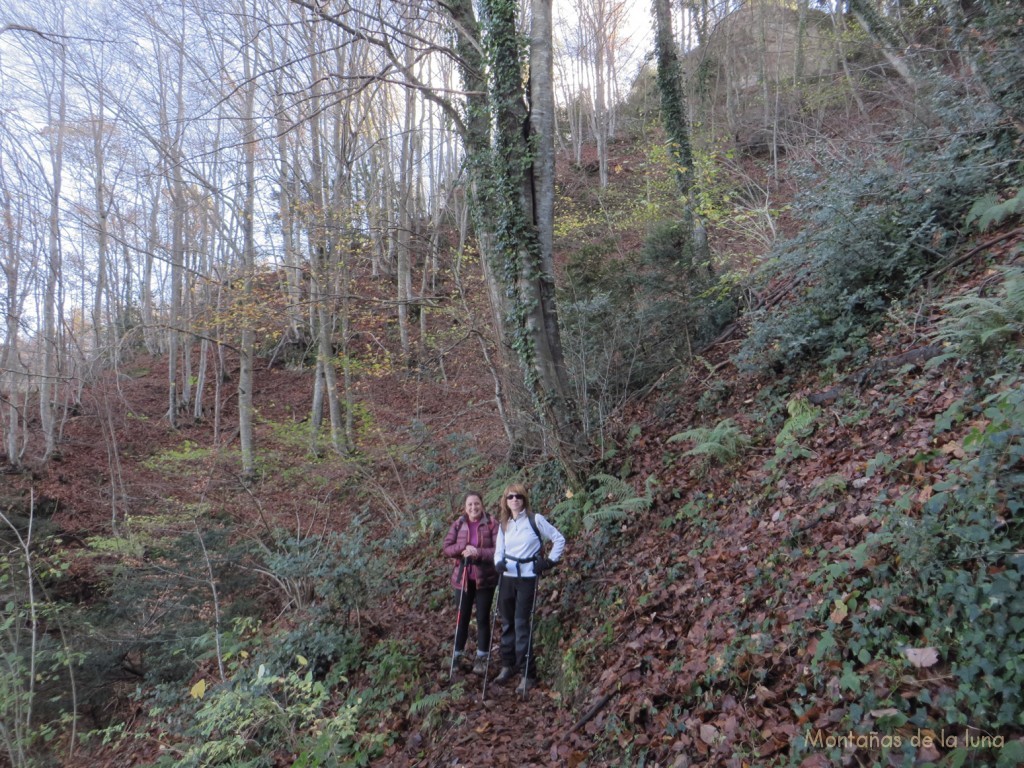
[
  {"xmin": 699, "ymin": 723, "xmax": 718, "ymax": 745},
  {"xmin": 904, "ymin": 646, "xmax": 939, "ymax": 668},
  {"xmin": 829, "ymin": 598, "xmax": 848, "ymax": 623},
  {"xmin": 189, "ymin": 678, "xmax": 206, "ymax": 700},
  {"xmin": 940, "ymin": 441, "xmax": 965, "ymax": 458}
]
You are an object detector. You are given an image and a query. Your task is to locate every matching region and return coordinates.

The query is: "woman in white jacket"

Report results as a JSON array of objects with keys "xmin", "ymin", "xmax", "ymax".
[{"xmin": 492, "ymin": 483, "xmax": 565, "ymax": 693}]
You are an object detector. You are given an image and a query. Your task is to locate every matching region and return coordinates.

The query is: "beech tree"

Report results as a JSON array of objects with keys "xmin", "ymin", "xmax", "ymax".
[
  {"xmin": 443, "ymin": 0, "xmax": 585, "ymax": 472},
  {"xmin": 286, "ymin": 0, "xmax": 585, "ymax": 473},
  {"xmin": 0, "ymin": 101, "xmax": 37, "ymax": 470}
]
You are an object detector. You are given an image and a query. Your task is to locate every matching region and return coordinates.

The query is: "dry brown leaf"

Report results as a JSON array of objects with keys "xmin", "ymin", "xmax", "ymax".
[
  {"xmin": 699, "ymin": 723, "xmax": 719, "ymax": 745},
  {"xmin": 904, "ymin": 646, "xmax": 940, "ymax": 668},
  {"xmin": 940, "ymin": 441, "xmax": 965, "ymax": 458}
]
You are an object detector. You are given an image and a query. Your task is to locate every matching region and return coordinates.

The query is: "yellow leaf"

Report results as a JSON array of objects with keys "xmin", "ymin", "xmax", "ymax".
[
  {"xmin": 190, "ymin": 679, "xmax": 207, "ymax": 699},
  {"xmin": 830, "ymin": 598, "xmax": 849, "ymax": 623},
  {"xmin": 297, "ymin": 655, "xmax": 309, "ymax": 667}
]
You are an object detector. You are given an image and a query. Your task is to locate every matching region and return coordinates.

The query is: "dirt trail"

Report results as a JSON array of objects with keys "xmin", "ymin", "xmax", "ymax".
[{"xmin": 370, "ymin": 578, "xmax": 589, "ymax": 767}]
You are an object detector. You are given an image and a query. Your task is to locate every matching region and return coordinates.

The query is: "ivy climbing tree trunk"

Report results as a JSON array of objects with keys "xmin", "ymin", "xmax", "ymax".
[
  {"xmin": 654, "ymin": 0, "xmax": 709, "ymax": 268},
  {"xmin": 290, "ymin": 0, "xmax": 586, "ymax": 477},
  {"xmin": 454, "ymin": 0, "xmax": 583, "ymax": 476},
  {"xmin": 654, "ymin": 0, "xmax": 692, "ymax": 196}
]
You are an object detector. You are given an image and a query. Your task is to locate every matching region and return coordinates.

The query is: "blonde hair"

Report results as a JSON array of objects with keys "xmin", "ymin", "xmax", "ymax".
[{"xmin": 498, "ymin": 483, "xmax": 529, "ymax": 530}]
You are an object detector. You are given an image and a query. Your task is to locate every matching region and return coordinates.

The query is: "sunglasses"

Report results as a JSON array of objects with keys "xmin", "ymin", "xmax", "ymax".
[{"xmin": 506, "ymin": 493, "xmax": 524, "ymax": 501}]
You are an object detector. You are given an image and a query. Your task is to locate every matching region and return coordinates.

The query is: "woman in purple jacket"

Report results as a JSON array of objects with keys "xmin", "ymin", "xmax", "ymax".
[{"xmin": 442, "ymin": 491, "xmax": 499, "ymax": 674}]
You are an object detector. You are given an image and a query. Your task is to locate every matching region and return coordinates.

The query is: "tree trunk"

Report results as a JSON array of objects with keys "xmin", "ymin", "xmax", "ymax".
[
  {"xmin": 91, "ymin": 84, "xmax": 110, "ymax": 360},
  {"xmin": 435, "ymin": 0, "xmax": 585, "ymax": 474},
  {"xmin": 0, "ymin": 174, "xmax": 25, "ymax": 468},
  {"xmin": 396, "ymin": 29, "xmax": 417, "ymax": 367},
  {"xmin": 238, "ymin": 21, "xmax": 258, "ymax": 481},
  {"xmin": 654, "ymin": 0, "xmax": 693, "ymax": 195},
  {"xmin": 40, "ymin": 27, "xmax": 68, "ymax": 461}
]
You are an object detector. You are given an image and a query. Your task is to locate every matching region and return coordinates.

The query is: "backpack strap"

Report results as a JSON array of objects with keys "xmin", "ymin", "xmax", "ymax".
[{"xmin": 526, "ymin": 511, "xmax": 543, "ymax": 549}]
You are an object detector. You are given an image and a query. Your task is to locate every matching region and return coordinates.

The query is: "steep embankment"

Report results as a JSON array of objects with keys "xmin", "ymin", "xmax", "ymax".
[{"xmin": 396, "ymin": 240, "xmax": 1024, "ymax": 767}]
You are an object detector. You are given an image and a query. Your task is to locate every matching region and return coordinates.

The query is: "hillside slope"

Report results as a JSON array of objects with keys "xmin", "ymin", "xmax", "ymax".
[{"xmin": 352, "ymin": 241, "xmax": 1024, "ymax": 767}]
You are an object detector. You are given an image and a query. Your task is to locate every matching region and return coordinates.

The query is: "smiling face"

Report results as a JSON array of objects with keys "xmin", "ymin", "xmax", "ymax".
[{"xmin": 464, "ymin": 494, "xmax": 484, "ymax": 522}]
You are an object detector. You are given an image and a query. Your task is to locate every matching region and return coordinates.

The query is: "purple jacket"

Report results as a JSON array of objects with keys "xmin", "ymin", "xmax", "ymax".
[{"xmin": 443, "ymin": 514, "xmax": 499, "ymax": 589}]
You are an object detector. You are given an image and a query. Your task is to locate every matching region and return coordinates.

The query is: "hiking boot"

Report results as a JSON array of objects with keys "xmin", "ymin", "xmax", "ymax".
[
  {"xmin": 492, "ymin": 666, "xmax": 515, "ymax": 684},
  {"xmin": 515, "ymin": 676, "xmax": 537, "ymax": 695},
  {"xmin": 446, "ymin": 653, "xmax": 472, "ymax": 674},
  {"xmin": 471, "ymin": 655, "xmax": 489, "ymax": 675}
]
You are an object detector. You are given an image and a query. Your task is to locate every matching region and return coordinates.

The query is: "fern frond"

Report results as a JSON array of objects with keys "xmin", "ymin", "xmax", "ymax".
[
  {"xmin": 589, "ymin": 473, "xmax": 638, "ymax": 499},
  {"xmin": 409, "ymin": 688, "xmax": 454, "ymax": 718},
  {"xmin": 669, "ymin": 418, "xmax": 751, "ymax": 463},
  {"xmin": 582, "ymin": 497, "xmax": 652, "ymax": 531},
  {"xmin": 935, "ymin": 267, "xmax": 1024, "ymax": 356}
]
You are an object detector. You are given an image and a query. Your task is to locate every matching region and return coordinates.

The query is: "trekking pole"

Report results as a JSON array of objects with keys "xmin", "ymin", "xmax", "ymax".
[
  {"xmin": 448, "ymin": 558, "xmax": 468, "ymax": 681},
  {"xmin": 519, "ymin": 569, "xmax": 541, "ymax": 700},
  {"xmin": 481, "ymin": 571, "xmax": 502, "ymax": 700}
]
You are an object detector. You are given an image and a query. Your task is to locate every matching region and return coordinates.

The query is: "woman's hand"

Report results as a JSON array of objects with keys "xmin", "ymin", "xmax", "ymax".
[{"xmin": 462, "ymin": 545, "xmax": 479, "ymax": 558}]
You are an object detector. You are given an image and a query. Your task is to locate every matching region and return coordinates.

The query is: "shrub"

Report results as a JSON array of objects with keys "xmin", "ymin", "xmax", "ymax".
[
  {"xmin": 249, "ymin": 525, "xmax": 385, "ymax": 619},
  {"xmin": 738, "ymin": 114, "xmax": 1018, "ymax": 372},
  {"xmin": 561, "ymin": 219, "xmax": 736, "ymax": 434}
]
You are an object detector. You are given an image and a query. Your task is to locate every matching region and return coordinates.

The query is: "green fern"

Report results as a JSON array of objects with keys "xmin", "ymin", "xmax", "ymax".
[
  {"xmin": 966, "ymin": 189, "xmax": 1024, "ymax": 233},
  {"xmin": 408, "ymin": 687, "xmax": 455, "ymax": 719},
  {"xmin": 934, "ymin": 266, "xmax": 1024, "ymax": 359},
  {"xmin": 776, "ymin": 398, "xmax": 821, "ymax": 448},
  {"xmin": 668, "ymin": 417, "xmax": 751, "ymax": 469},
  {"xmin": 552, "ymin": 473, "xmax": 656, "ymax": 533}
]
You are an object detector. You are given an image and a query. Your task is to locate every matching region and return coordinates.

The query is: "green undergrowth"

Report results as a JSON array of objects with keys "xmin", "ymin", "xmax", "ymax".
[{"xmin": 792, "ymin": 374, "xmax": 1024, "ymax": 765}]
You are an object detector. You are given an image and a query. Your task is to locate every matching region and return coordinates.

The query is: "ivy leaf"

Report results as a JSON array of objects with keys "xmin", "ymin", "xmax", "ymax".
[
  {"xmin": 839, "ymin": 664, "xmax": 862, "ymax": 692},
  {"xmin": 997, "ymin": 740, "xmax": 1024, "ymax": 767}
]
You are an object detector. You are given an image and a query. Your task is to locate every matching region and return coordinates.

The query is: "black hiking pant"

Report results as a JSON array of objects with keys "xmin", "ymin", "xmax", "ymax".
[
  {"xmin": 454, "ymin": 582, "xmax": 496, "ymax": 654},
  {"xmin": 497, "ymin": 575, "xmax": 538, "ymax": 676}
]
